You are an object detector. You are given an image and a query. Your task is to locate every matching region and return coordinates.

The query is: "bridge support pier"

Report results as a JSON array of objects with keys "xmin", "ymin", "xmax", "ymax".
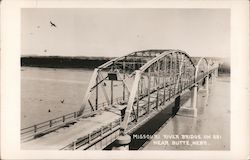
[
  {"xmin": 112, "ymin": 134, "xmax": 131, "ymax": 150},
  {"xmin": 215, "ymin": 68, "xmax": 218, "ymax": 77},
  {"xmin": 177, "ymin": 84, "xmax": 198, "ymax": 117},
  {"xmin": 210, "ymin": 73, "xmax": 213, "ymax": 85},
  {"xmin": 199, "ymin": 76, "xmax": 209, "ymax": 106},
  {"xmin": 205, "ymin": 76, "xmax": 209, "ymax": 105}
]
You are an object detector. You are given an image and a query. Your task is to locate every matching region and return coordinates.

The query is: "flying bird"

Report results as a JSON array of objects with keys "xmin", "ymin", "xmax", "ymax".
[
  {"xmin": 50, "ymin": 21, "xmax": 57, "ymax": 27},
  {"xmin": 60, "ymin": 99, "xmax": 64, "ymax": 103}
]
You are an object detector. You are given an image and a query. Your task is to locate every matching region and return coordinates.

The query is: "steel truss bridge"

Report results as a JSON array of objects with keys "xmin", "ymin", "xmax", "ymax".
[{"xmin": 21, "ymin": 49, "xmax": 219, "ymax": 150}]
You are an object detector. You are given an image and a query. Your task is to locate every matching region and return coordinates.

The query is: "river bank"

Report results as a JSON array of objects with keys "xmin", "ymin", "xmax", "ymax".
[
  {"xmin": 21, "ymin": 56, "xmax": 230, "ymax": 74},
  {"xmin": 21, "ymin": 56, "xmax": 113, "ymax": 69}
]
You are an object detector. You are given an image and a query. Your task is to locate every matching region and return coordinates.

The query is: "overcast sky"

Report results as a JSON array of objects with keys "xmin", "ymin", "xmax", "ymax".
[{"xmin": 21, "ymin": 9, "xmax": 230, "ymax": 58}]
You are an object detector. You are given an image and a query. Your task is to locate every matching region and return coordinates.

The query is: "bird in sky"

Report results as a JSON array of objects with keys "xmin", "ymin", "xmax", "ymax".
[
  {"xmin": 50, "ymin": 21, "xmax": 57, "ymax": 27},
  {"xmin": 60, "ymin": 99, "xmax": 64, "ymax": 103}
]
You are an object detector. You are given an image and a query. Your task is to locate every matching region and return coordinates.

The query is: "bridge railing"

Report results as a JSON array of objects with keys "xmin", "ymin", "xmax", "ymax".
[
  {"xmin": 61, "ymin": 117, "xmax": 122, "ymax": 150},
  {"xmin": 21, "ymin": 96, "xmax": 127, "ymax": 142}
]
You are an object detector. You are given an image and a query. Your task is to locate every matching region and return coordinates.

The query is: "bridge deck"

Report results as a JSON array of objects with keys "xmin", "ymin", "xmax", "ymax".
[
  {"xmin": 143, "ymin": 76, "xmax": 230, "ymax": 150},
  {"xmin": 21, "ymin": 111, "xmax": 119, "ymax": 150}
]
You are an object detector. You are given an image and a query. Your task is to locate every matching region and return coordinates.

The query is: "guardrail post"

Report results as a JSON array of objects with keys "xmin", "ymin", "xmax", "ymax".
[
  {"xmin": 110, "ymin": 122, "xmax": 113, "ymax": 131},
  {"xmin": 63, "ymin": 116, "xmax": 65, "ymax": 122},
  {"xmin": 88, "ymin": 134, "xmax": 91, "ymax": 143},
  {"xmin": 34, "ymin": 125, "xmax": 37, "ymax": 133},
  {"xmin": 49, "ymin": 120, "xmax": 52, "ymax": 127},
  {"xmin": 101, "ymin": 127, "xmax": 103, "ymax": 137},
  {"xmin": 74, "ymin": 112, "xmax": 77, "ymax": 118}
]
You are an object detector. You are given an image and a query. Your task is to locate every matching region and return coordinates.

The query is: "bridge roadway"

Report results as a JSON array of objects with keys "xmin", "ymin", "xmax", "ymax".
[{"xmin": 21, "ymin": 111, "xmax": 120, "ymax": 150}]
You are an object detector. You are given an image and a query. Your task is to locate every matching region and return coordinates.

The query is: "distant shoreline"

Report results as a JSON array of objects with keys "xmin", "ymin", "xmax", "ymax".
[
  {"xmin": 21, "ymin": 56, "xmax": 113, "ymax": 69},
  {"xmin": 21, "ymin": 56, "xmax": 230, "ymax": 74}
]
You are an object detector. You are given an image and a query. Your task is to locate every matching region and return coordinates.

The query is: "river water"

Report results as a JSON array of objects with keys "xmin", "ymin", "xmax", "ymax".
[{"xmin": 21, "ymin": 67, "xmax": 94, "ymax": 128}]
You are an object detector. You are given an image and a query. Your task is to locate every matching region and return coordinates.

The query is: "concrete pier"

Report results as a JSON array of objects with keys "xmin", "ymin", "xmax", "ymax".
[
  {"xmin": 112, "ymin": 134, "xmax": 131, "ymax": 150},
  {"xmin": 177, "ymin": 84, "xmax": 198, "ymax": 117}
]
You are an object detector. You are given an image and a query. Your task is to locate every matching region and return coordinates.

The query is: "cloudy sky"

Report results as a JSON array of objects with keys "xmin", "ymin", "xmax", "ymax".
[{"xmin": 21, "ymin": 9, "xmax": 230, "ymax": 58}]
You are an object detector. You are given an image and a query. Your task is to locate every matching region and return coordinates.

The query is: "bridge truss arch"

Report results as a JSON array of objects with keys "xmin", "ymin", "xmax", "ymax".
[
  {"xmin": 119, "ymin": 50, "xmax": 197, "ymax": 133},
  {"xmin": 194, "ymin": 57, "xmax": 218, "ymax": 85},
  {"xmin": 78, "ymin": 49, "xmax": 171, "ymax": 115},
  {"xmin": 78, "ymin": 49, "xmax": 219, "ymax": 136},
  {"xmin": 78, "ymin": 49, "xmax": 211, "ymax": 133},
  {"xmin": 195, "ymin": 57, "xmax": 209, "ymax": 82}
]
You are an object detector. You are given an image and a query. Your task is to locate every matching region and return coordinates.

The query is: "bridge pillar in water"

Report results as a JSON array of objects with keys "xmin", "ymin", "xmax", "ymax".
[
  {"xmin": 205, "ymin": 76, "xmax": 209, "ymax": 105},
  {"xmin": 215, "ymin": 68, "xmax": 218, "ymax": 77},
  {"xmin": 177, "ymin": 84, "xmax": 198, "ymax": 117},
  {"xmin": 199, "ymin": 76, "xmax": 209, "ymax": 106},
  {"xmin": 205, "ymin": 75, "xmax": 209, "ymax": 106},
  {"xmin": 210, "ymin": 70, "xmax": 217, "ymax": 85},
  {"xmin": 112, "ymin": 134, "xmax": 131, "ymax": 150},
  {"xmin": 210, "ymin": 73, "xmax": 213, "ymax": 85}
]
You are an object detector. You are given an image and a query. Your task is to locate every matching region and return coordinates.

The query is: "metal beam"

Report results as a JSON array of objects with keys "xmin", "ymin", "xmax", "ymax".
[
  {"xmin": 78, "ymin": 69, "xmax": 99, "ymax": 116},
  {"xmin": 120, "ymin": 71, "xmax": 141, "ymax": 134}
]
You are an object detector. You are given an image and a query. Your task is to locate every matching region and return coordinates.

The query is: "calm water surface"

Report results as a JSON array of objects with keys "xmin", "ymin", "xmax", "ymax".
[{"xmin": 21, "ymin": 67, "xmax": 94, "ymax": 128}]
